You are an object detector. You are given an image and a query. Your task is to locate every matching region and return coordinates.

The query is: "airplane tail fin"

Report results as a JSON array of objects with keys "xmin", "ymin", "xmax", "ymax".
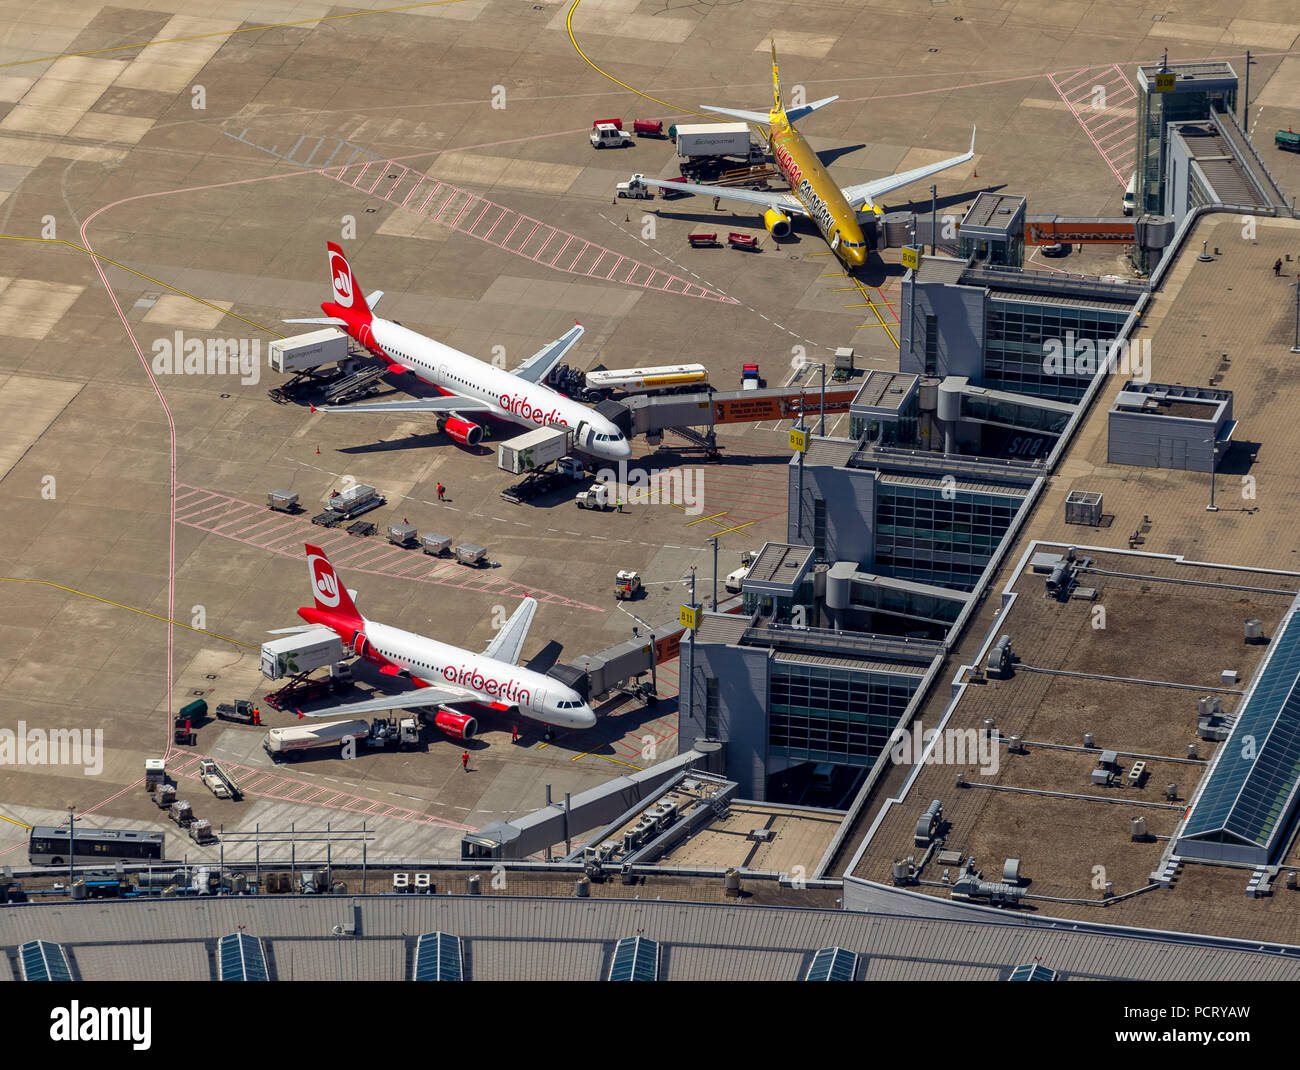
[
  {"xmin": 324, "ymin": 242, "xmax": 373, "ymax": 323},
  {"xmin": 770, "ymin": 39, "xmax": 784, "ymax": 119},
  {"xmin": 305, "ymin": 543, "xmax": 363, "ymax": 624}
]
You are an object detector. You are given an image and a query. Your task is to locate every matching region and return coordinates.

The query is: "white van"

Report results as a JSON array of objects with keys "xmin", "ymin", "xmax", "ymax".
[
  {"xmin": 724, "ymin": 566, "xmax": 750, "ymax": 593},
  {"xmin": 1122, "ymin": 173, "xmax": 1136, "ymax": 216}
]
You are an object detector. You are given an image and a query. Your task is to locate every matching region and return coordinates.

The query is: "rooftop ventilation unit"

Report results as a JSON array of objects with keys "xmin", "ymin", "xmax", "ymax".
[
  {"xmin": 914, "ymin": 799, "xmax": 944, "ymax": 847},
  {"xmin": 986, "ymin": 635, "xmax": 1013, "ymax": 678}
]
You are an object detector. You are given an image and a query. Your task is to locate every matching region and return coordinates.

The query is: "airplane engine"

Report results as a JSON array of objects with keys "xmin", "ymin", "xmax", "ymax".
[
  {"xmin": 763, "ymin": 208, "xmax": 792, "ymax": 238},
  {"xmin": 438, "ymin": 415, "xmax": 484, "ymax": 447},
  {"xmin": 434, "ymin": 708, "xmax": 478, "ymax": 740}
]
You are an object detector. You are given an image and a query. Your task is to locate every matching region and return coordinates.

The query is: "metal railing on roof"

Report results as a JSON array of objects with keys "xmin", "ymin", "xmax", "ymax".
[
  {"xmin": 849, "ymin": 443, "xmax": 1044, "ymax": 481},
  {"xmin": 742, "ymin": 622, "xmax": 944, "ymax": 662},
  {"xmin": 961, "ymin": 263, "xmax": 1147, "ymax": 301}
]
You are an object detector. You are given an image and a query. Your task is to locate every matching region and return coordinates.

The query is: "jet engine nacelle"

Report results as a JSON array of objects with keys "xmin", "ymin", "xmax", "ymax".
[
  {"xmin": 438, "ymin": 415, "xmax": 484, "ymax": 447},
  {"xmin": 434, "ymin": 708, "xmax": 478, "ymax": 740},
  {"xmin": 763, "ymin": 208, "xmax": 792, "ymax": 238}
]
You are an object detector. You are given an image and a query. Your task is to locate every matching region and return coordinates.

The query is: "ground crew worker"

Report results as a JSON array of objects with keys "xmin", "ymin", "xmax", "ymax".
[
  {"xmin": 461, "ymin": 751, "xmax": 469, "ymax": 771},
  {"xmin": 437, "ymin": 483, "xmax": 446, "ymax": 501},
  {"xmin": 511, "ymin": 724, "xmax": 519, "ymax": 744},
  {"xmin": 1275, "ymin": 258, "xmax": 1284, "ymax": 276},
  {"xmin": 616, "ymin": 496, "xmax": 624, "ymax": 513},
  {"xmin": 252, "ymin": 707, "xmax": 261, "ymax": 726}
]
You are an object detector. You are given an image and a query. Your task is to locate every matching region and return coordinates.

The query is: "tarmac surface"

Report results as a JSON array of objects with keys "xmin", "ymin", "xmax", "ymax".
[{"xmin": 2, "ymin": 0, "xmax": 1300, "ymax": 874}]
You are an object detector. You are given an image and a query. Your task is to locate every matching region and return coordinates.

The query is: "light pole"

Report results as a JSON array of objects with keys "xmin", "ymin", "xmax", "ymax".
[
  {"xmin": 929, "ymin": 185, "xmax": 938, "ymax": 255},
  {"xmin": 1290, "ymin": 280, "xmax": 1300, "ymax": 354},
  {"xmin": 1205, "ymin": 435, "xmax": 1219, "ymax": 512},
  {"xmin": 67, "ymin": 805, "xmax": 75, "ymax": 893},
  {"xmin": 709, "ymin": 535, "xmax": 719, "ymax": 611}
]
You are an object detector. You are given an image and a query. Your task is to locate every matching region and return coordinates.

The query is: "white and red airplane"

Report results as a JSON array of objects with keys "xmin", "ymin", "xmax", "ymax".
[
  {"xmin": 291, "ymin": 243, "xmax": 632, "ymax": 462},
  {"xmin": 289, "ymin": 543, "xmax": 597, "ymax": 735}
]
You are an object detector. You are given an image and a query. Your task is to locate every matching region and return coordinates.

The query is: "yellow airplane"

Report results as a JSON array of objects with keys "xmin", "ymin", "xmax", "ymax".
[{"xmin": 638, "ymin": 43, "xmax": 976, "ymax": 269}]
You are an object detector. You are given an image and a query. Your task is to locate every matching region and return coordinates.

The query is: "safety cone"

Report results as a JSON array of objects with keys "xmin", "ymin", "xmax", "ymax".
[
  {"xmin": 315, "ymin": 445, "xmax": 320, "ymax": 455},
  {"xmin": 625, "ymin": 214, "xmax": 631, "ymax": 223}
]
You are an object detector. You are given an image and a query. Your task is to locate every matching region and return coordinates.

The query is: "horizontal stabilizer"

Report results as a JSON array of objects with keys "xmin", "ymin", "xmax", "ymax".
[
  {"xmin": 784, "ymin": 95, "xmax": 838, "ymax": 124},
  {"xmin": 365, "ymin": 290, "xmax": 384, "ymax": 308},
  {"xmin": 700, "ymin": 104, "xmax": 772, "ymax": 124},
  {"xmin": 284, "ymin": 316, "xmax": 349, "ymax": 326}
]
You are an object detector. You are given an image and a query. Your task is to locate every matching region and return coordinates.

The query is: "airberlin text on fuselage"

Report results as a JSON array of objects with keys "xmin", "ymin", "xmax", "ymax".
[
  {"xmin": 499, "ymin": 393, "xmax": 569, "ymax": 427},
  {"xmin": 443, "ymin": 663, "xmax": 530, "ymax": 704}
]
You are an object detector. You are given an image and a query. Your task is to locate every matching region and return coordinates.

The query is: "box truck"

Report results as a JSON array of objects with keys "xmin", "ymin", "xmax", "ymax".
[
  {"xmin": 498, "ymin": 426, "xmax": 573, "ymax": 474},
  {"xmin": 260, "ymin": 626, "xmax": 346, "ymax": 680},
  {"xmin": 268, "ymin": 329, "xmax": 348, "ymax": 374},
  {"xmin": 673, "ymin": 123, "xmax": 752, "ymax": 158}
]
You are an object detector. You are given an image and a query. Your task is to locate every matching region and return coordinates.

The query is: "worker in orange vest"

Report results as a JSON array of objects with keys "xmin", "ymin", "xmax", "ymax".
[{"xmin": 461, "ymin": 751, "xmax": 469, "ymax": 771}]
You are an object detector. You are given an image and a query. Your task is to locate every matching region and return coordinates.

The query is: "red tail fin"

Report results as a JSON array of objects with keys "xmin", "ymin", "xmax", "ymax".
[
  {"xmin": 325, "ymin": 242, "xmax": 372, "ymax": 323},
  {"xmin": 305, "ymin": 544, "xmax": 362, "ymax": 624}
]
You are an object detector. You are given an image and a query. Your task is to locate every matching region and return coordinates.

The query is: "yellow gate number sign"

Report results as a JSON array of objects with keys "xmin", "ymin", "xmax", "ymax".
[
  {"xmin": 680, "ymin": 604, "xmax": 699, "ymax": 630},
  {"xmin": 1154, "ymin": 72, "xmax": 1176, "ymax": 92},
  {"xmin": 789, "ymin": 427, "xmax": 808, "ymax": 452},
  {"xmin": 901, "ymin": 246, "xmax": 920, "ymax": 271}
]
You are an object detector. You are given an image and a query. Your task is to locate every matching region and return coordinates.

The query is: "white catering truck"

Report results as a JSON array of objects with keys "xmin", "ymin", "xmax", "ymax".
[
  {"xmin": 268, "ymin": 328, "xmax": 349, "ymax": 374},
  {"xmin": 260, "ymin": 626, "xmax": 346, "ymax": 680}
]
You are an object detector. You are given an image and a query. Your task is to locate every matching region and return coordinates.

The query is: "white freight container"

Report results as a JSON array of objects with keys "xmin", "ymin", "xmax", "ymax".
[
  {"xmin": 497, "ymin": 426, "xmax": 573, "ymax": 474},
  {"xmin": 263, "ymin": 719, "xmax": 371, "ymax": 760},
  {"xmin": 260, "ymin": 626, "xmax": 346, "ymax": 680},
  {"xmin": 674, "ymin": 123, "xmax": 751, "ymax": 158},
  {"xmin": 268, "ymin": 329, "xmax": 348, "ymax": 374},
  {"xmin": 330, "ymin": 482, "xmax": 378, "ymax": 512}
]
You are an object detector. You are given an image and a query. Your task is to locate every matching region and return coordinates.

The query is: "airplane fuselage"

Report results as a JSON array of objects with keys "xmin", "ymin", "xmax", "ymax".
[
  {"xmin": 769, "ymin": 118, "xmax": 869, "ymax": 267},
  {"xmin": 365, "ymin": 318, "xmax": 631, "ymax": 461},
  {"xmin": 302, "ymin": 612, "xmax": 596, "ymax": 730}
]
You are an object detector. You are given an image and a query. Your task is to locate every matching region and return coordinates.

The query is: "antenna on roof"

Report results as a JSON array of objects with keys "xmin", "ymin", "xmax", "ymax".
[{"xmin": 1160, "ymin": 50, "xmax": 1169, "ymax": 73}]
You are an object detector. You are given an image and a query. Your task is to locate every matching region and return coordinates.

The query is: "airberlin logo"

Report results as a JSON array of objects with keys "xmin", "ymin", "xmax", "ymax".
[
  {"xmin": 499, "ymin": 393, "xmax": 569, "ymax": 428},
  {"xmin": 330, "ymin": 251, "xmax": 354, "ymax": 307},
  {"xmin": 776, "ymin": 144, "xmax": 803, "ymax": 187},
  {"xmin": 443, "ymin": 663, "xmax": 530, "ymax": 704},
  {"xmin": 310, "ymin": 555, "xmax": 341, "ymax": 607}
]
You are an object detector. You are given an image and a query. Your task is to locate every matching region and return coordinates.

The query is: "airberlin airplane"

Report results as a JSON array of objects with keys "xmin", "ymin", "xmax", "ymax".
[
  {"xmin": 291, "ymin": 243, "xmax": 631, "ymax": 462},
  {"xmin": 287, "ymin": 544, "xmax": 597, "ymax": 737},
  {"xmin": 635, "ymin": 43, "xmax": 976, "ymax": 269}
]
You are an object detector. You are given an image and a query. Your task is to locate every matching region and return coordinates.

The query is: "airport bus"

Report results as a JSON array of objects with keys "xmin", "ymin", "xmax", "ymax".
[{"xmin": 28, "ymin": 826, "xmax": 165, "ymax": 867}]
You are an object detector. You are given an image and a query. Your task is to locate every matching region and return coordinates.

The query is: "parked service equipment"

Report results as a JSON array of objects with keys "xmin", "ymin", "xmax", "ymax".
[
  {"xmin": 199, "ymin": 759, "xmax": 232, "ymax": 800},
  {"xmin": 144, "ymin": 758, "xmax": 166, "ymax": 791},
  {"xmin": 422, "ymin": 533, "xmax": 453, "ymax": 556},
  {"xmin": 387, "ymin": 522, "xmax": 418, "ymax": 547},
  {"xmin": 456, "ymin": 543, "xmax": 488, "ymax": 567},
  {"xmin": 326, "ymin": 483, "xmax": 384, "ymax": 519},
  {"xmin": 1276, "ymin": 129, "xmax": 1300, "ymax": 153},
  {"xmin": 615, "ymin": 570, "xmax": 642, "ymax": 600},
  {"xmin": 263, "ymin": 719, "xmax": 371, "ymax": 762},
  {"xmin": 833, "ymin": 347, "xmax": 855, "ymax": 382},
  {"xmin": 268, "ymin": 329, "xmax": 348, "ymax": 374},
  {"xmin": 215, "ymin": 700, "xmax": 260, "ymax": 725},
  {"xmin": 267, "ymin": 490, "xmax": 300, "ymax": 513},
  {"xmin": 189, "ymin": 819, "xmax": 216, "ymax": 845},
  {"xmin": 576, "ymin": 484, "xmax": 612, "ymax": 510},
  {"xmin": 673, "ymin": 122, "xmax": 752, "ymax": 159},
  {"xmin": 591, "ymin": 121, "xmax": 632, "ymax": 149},
  {"xmin": 169, "ymin": 800, "xmax": 194, "ymax": 828},
  {"xmin": 260, "ymin": 626, "xmax": 346, "ymax": 680},
  {"xmin": 616, "ymin": 174, "xmax": 655, "ymax": 199},
  {"xmin": 633, "ymin": 118, "xmax": 664, "ymax": 138},
  {"xmin": 498, "ymin": 426, "xmax": 574, "ymax": 475},
  {"xmin": 728, "ymin": 232, "xmax": 760, "ymax": 251},
  {"xmin": 152, "ymin": 783, "xmax": 177, "ymax": 809},
  {"xmin": 688, "ymin": 232, "xmax": 720, "ymax": 248},
  {"xmin": 365, "ymin": 717, "xmax": 420, "ymax": 750},
  {"xmin": 174, "ymin": 699, "xmax": 203, "ymax": 746},
  {"xmin": 582, "ymin": 364, "xmax": 708, "ymax": 401}
]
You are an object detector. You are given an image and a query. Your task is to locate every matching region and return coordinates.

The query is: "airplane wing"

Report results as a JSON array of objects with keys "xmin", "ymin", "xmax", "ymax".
[
  {"xmin": 511, "ymin": 324, "xmax": 584, "ymax": 384},
  {"xmin": 297, "ymin": 684, "xmax": 475, "ymax": 719},
  {"xmin": 841, "ymin": 127, "xmax": 976, "ymax": 211},
  {"xmin": 315, "ymin": 396, "xmax": 496, "ymax": 415},
  {"xmin": 636, "ymin": 176, "xmax": 805, "ymax": 216},
  {"xmin": 482, "ymin": 597, "xmax": 538, "ymax": 666}
]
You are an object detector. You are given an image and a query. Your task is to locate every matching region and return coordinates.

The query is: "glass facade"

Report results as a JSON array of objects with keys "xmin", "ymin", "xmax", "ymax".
[
  {"xmin": 768, "ymin": 660, "xmax": 920, "ymax": 766},
  {"xmin": 874, "ymin": 482, "xmax": 1023, "ymax": 590},
  {"xmin": 984, "ymin": 299, "xmax": 1131, "ymax": 402},
  {"xmin": 1136, "ymin": 74, "xmax": 1236, "ymax": 216}
]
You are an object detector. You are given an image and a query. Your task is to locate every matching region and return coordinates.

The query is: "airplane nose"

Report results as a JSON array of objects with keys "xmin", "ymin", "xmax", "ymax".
[
  {"xmin": 573, "ymin": 706, "xmax": 597, "ymax": 729},
  {"xmin": 845, "ymin": 247, "xmax": 867, "ymax": 268}
]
